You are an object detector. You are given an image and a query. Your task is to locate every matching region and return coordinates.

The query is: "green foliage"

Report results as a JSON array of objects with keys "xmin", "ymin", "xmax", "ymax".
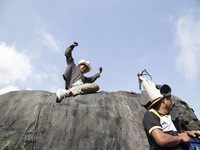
[
  {"xmin": 1, "ymin": 140, "xmax": 11, "ymax": 150},
  {"xmin": 0, "ymin": 134, "xmax": 25, "ymax": 150},
  {"xmin": 0, "ymin": 134, "xmax": 11, "ymax": 150},
  {"xmin": 20, "ymin": 145, "xmax": 26, "ymax": 150},
  {"xmin": 194, "ymin": 146, "xmax": 200, "ymax": 150}
]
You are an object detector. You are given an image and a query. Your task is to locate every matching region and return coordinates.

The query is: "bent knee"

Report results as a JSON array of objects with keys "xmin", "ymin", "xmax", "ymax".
[
  {"xmin": 82, "ymin": 83, "xmax": 99, "ymax": 93},
  {"xmin": 91, "ymin": 83, "xmax": 99, "ymax": 91}
]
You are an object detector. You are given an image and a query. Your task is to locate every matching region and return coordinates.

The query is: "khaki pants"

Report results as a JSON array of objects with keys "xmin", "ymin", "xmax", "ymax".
[{"xmin": 69, "ymin": 83, "xmax": 99, "ymax": 96}]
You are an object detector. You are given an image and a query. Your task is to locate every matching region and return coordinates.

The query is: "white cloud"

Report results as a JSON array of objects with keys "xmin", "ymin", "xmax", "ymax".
[
  {"xmin": 41, "ymin": 32, "xmax": 60, "ymax": 52},
  {"xmin": 34, "ymin": 72, "xmax": 48, "ymax": 82},
  {"xmin": 0, "ymin": 85, "xmax": 19, "ymax": 95},
  {"xmin": 26, "ymin": 87, "xmax": 33, "ymax": 90},
  {"xmin": 175, "ymin": 9, "xmax": 200, "ymax": 84},
  {"xmin": 0, "ymin": 42, "xmax": 33, "ymax": 84},
  {"xmin": 50, "ymin": 74, "xmax": 59, "ymax": 82}
]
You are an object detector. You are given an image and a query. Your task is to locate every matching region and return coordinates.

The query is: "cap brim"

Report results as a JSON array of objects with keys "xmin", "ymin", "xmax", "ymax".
[
  {"xmin": 143, "ymin": 101, "xmax": 152, "ymax": 110},
  {"xmin": 147, "ymin": 96, "xmax": 163, "ymax": 110}
]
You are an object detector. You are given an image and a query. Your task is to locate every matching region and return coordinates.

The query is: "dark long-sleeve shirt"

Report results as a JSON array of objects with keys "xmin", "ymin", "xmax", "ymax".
[{"xmin": 62, "ymin": 45, "xmax": 100, "ymax": 89}]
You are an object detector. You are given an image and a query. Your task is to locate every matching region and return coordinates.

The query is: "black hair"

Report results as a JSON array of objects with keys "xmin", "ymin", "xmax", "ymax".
[{"xmin": 151, "ymin": 97, "xmax": 164, "ymax": 109}]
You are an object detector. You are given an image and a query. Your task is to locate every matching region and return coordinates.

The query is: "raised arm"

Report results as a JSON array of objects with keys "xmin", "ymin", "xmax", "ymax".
[{"xmin": 65, "ymin": 41, "xmax": 78, "ymax": 65}]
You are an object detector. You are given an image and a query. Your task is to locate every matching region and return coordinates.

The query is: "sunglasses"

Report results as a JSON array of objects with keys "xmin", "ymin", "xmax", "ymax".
[{"xmin": 165, "ymin": 95, "xmax": 171, "ymax": 100}]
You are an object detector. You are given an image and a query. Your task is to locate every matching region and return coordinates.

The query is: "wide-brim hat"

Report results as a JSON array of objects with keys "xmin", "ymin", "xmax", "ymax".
[
  {"xmin": 78, "ymin": 59, "xmax": 92, "ymax": 73},
  {"xmin": 144, "ymin": 96, "xmax": 164, "ymax": 110},
  {"xmin": 139, "ymin": 76, "xmax": 171, "ymax": 110}
]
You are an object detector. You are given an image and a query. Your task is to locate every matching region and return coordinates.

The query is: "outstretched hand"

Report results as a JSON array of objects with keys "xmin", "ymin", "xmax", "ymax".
[
  {"xmin": 185, "ymin": 131, "xmax": 200, "ymax": 138},
  {"xmin": 72, "ymin": 41, "xmax": 78, "ymax": 47},
  {"xmin": 98, "ymin": 67, "xmax": 103, "ymax": 74}
]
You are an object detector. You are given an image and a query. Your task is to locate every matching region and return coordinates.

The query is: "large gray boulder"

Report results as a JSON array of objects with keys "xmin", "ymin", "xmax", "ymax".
[{"xmin": 0, "ymin": 90, "xmax": 199, "ymax": 150}]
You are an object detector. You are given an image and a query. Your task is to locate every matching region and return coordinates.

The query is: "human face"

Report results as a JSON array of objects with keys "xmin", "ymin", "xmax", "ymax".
[
  {"xmin": 164, "ymin": 96, "xmax": 173, "ymax": 112},
  {"xmin": 79, "ymin": 64, "xmax": 89, "ymax": 73}
]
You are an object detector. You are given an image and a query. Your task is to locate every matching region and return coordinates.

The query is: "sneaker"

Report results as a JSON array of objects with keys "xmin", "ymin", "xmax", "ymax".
[{"xmin": 56, "ymin": 89, "xmax": 68, "ymax": 103}]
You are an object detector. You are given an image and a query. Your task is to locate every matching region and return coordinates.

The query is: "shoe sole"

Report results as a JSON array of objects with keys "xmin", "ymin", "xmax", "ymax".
[{"xmin": 56, "ymin": 95, "xmax": 62, "ymax": 103}]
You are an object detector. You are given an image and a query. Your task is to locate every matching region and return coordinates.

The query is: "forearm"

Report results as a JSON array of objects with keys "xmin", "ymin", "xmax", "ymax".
[
  {"xmin": 152, "ymin": 129, "xmax": 185, "ymax": 147},
  {"xmin": 65, "ymin": 45, "xmax": 74, "ymax": 56},
  {"xmin": 156, "ymin": 134, "xmax": 183, "ymax": 147},
  {"xmin": 86, "ymin": 73, "xmax": 100, "ymax": 83},
  {"xmin": 65, "ymin": 45, "xmax": 75, "ymax": 64}
]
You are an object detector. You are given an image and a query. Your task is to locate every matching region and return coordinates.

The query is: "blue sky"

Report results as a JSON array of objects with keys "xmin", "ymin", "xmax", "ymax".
[{"xmin": 0, "ymin": 0, "xmax": 200, "ymax": 119}]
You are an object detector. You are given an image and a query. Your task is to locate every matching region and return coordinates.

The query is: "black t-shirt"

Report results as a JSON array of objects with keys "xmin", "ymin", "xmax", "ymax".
[{"xmin": 143, "ymin": 109, "xmax": 188, "ymax": 150}]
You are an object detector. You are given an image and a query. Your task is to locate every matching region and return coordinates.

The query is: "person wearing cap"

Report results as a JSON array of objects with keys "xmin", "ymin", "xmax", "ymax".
[
  {"xmin": 140, "ymin": 76, "xmax": 200, "ymax": 150},
  {"xmin": 55, "ymin": 41, "xmax": 102, "ymax": 103}
]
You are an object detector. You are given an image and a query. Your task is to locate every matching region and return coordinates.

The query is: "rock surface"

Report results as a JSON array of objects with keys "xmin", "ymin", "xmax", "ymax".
[{"xmin": 0, "ymin": 90, "xmax": 199, "ymax": 150}]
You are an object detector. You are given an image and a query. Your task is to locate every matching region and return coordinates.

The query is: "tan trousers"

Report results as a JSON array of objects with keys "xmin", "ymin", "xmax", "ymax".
[{"xmin": 69, "ymin": 83, "xmax": 99, "ymax": 96}]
